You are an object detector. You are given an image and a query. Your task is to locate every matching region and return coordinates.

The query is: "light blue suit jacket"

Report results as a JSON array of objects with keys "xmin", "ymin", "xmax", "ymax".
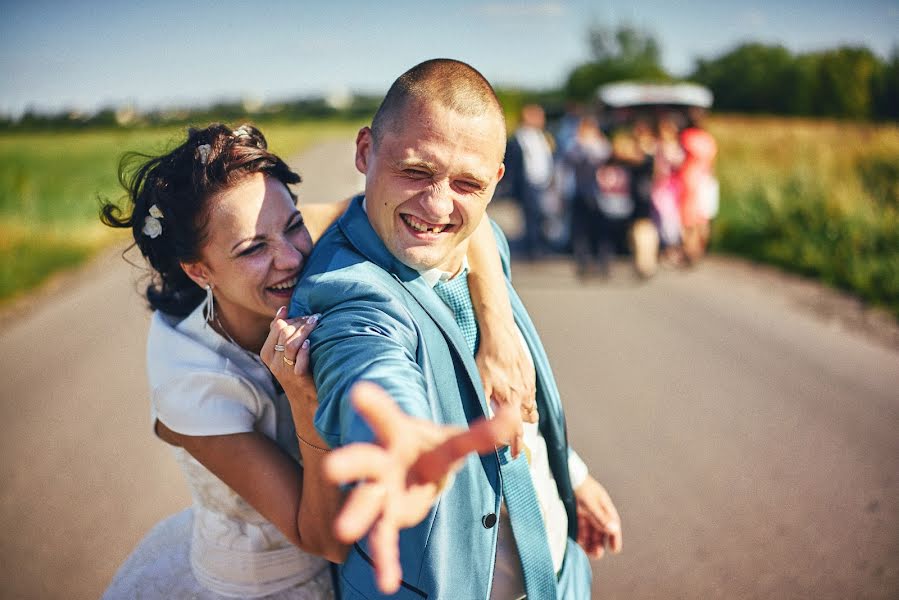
[{"xmin": 289, "ymin": 196, "xmax": 578, "ymax": 599}]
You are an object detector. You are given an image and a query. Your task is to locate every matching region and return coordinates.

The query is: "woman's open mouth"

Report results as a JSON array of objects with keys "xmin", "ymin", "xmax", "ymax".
[{"xmin": 266, "ymin": 275, "xmax": 298, "ymax": 297}]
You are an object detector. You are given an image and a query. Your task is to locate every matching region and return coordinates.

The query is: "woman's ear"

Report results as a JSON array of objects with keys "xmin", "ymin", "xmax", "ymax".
[{"xmin": 180, "ymin": 261, "xmax": 209, "ymax": 289}]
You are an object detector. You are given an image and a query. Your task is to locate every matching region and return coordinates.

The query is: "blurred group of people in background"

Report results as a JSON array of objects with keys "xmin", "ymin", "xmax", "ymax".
[{"xmin": 503, "ymin": 102, "xmax": 718, "ymax": 279}]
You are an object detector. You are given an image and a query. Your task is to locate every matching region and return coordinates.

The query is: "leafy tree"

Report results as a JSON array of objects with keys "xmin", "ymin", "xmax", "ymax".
[
  {"xmin": 691, "ymin": 42, "xmax": 894, "ymax": 120},
  {"xmin": 692, "ymin": 43, "xmax": 795, "ymax": 113},
  {"xmin": 871, "ymin": 46, "xmax": 899, "ymax": 120},
  {"xmin": 564, "ymin": 24, "xmax": 669, "ymax": 101},
  {"xmin": 814, "ymin": 46, "xmax": 880, "ymax": 118}
]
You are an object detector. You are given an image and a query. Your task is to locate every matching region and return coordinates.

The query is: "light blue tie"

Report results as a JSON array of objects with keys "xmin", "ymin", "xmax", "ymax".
[
  {"xmin": 432, "ymin": 273, "xmax": 558, "ymax": 600},
  {"xmin": 433, "ymin": 273, "xmax": 480, "ymax": 354}
]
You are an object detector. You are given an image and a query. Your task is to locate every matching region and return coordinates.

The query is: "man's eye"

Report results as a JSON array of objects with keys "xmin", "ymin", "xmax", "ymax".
[
  {"xmin": 405, "ymin": 169, "xmax": 430, "ymax": 178},
  {"xmin": 457, "ymin": 181, "xmax": 484, "ymax": 192}
]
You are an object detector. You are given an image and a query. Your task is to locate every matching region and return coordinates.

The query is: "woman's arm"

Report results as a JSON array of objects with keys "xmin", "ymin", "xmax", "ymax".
[
  {"xmin": 466, "ymin": 218, "xmax": 538, "ymax": 455},
  {"xmin": 301, "ymin": 198, "xmax": 352, "ymax": 244},
  {"xmin": 155, "ymin": 314, "xmax": 347, "ymax": 563},
  {"xmin": 155, "ymin": 423, "xmax": 344, "ymax": 563}
]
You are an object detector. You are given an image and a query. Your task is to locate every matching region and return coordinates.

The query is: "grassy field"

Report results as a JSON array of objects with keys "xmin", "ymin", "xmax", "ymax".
[
  {"xmin": 2, "ymin": 116, "xmax": 897, "ymax": 318},
  {"xmin": 0, "ymin": 120, "xmax": 361, "ymax": 304},
  {"xmin": 707, "ymin": 115, "xmax": 899, "ymax": 318}
]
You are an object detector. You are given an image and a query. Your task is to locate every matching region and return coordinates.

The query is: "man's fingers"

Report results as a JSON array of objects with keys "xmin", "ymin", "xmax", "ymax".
[
  {"xmin": 607, "ymin": 521, "xmax": 623, "ymax": 553},
  {"xmin": 414, "ymin": 405, "xmax": 518, "ymax": 483},
  {"xmin": 333, "ymin": 482, "xmax": 387, "ymax": 544},
  {"xmin": 350, "ymin": 382, "xmax": 406, "ymax": 446},
  {"xmin": 323, "ymin": 444, "xmax": 391, "ymax": 485},
  {"xmin": 369, "ymin": 518, "xmax": 402, "ymax": 594}
]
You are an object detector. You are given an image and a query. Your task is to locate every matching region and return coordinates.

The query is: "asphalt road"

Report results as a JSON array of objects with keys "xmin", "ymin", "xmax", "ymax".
[{"xmin": 1, "ymin": 139, "xmax": 896, "ymax": 599}]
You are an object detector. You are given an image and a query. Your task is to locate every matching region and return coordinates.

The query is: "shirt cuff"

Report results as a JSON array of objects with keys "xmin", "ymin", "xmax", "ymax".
[{"xmin": 567, "ymin": 448, "xmax": 589, "ymax": 489}]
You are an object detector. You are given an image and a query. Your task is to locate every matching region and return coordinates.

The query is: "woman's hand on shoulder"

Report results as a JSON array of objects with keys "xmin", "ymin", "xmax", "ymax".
[
  {"xmin": 475, "ymin": 318, "xmax": 537, "ymax": 458},
  {"xmin": 260, "ymin": 307, "xmax": 320, "ymax": 417}
]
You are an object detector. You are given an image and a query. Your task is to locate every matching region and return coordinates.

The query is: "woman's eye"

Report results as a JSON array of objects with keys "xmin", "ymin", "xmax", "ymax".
[
  {"xmin": 240, "ymin": 244, "xmax": 263, "ymax": 256},
  {"xmin": 288, "ymin": 219, "xmax": 305, "ymax": 231}
]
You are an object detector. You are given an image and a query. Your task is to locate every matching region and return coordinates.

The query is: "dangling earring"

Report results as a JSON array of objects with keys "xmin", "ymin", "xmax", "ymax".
[{"xmin": 203, "ymin": 283, "xmax": 215, "ymax": 323}]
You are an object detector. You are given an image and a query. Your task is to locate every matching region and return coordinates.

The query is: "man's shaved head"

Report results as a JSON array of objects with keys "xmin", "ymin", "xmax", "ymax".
[{"xmin": 370, "ymin": 58, "xmax": 506, "ymax": 148}]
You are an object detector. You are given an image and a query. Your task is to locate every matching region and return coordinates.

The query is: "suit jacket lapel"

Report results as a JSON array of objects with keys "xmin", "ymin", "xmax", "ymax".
[{"xmin": 337, "ymin": 196, "xmax": 489, "ymax": 417}]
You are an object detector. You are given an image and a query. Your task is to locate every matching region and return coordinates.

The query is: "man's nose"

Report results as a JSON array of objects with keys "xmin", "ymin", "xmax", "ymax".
[{"xmin": 418, "ymin": 182, "xmax": 454, "ymax": 220}]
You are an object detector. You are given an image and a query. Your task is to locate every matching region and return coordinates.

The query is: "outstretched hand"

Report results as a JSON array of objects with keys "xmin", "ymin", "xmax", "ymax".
[{"xmin": 323, "ymin": 382, "xmax": 519, "ymax": 594}]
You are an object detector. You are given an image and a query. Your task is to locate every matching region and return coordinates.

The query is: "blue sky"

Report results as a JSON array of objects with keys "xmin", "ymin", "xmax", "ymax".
[{"xmin": 1, "ymin": 0, "xmax": 896, "ymax": 117}]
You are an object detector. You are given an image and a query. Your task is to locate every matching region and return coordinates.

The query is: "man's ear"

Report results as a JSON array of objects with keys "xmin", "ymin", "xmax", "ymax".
[
  {"xmin": 496, "ymin": 162, "xmax": 506, "ymax": 182},
  {"xmin": 180, "ymin": 260, "xmax": 209, "ymax": 289},
  {"xmin": 355, "ymin": 127, "xmax": 373, "ymax": 175}
]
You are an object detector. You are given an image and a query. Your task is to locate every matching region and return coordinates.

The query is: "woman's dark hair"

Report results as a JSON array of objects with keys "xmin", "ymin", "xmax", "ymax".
[{"xmin": 100, "ymin": 123, "xmax": 301, "ymax": 316}]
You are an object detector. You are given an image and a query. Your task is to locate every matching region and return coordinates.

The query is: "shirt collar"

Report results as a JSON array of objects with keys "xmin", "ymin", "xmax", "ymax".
[{"xmin": 419, "ymin": 255, "xmax": 470, "ymax": 288}]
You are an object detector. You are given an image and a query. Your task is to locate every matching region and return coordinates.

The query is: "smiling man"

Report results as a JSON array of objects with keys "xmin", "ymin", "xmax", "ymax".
[{"xmin": 289, "ymin": 59, "xmax": 621, "ymax": 600}]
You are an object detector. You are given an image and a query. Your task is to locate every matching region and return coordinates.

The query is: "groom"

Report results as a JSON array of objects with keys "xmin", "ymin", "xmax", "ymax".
[{"xmin": 290, "ymin": 58, "xmax": 621, "ymax": 599}]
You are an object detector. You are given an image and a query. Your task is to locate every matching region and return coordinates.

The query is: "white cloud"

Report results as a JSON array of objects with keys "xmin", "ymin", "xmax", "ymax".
[{"xmin": 475, "ymin": 2, "xmax": 566, "ymax": 18}]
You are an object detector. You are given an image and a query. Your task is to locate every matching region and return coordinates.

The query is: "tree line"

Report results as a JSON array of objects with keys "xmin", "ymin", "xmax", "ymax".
[{"xmin": 565, "ymin": 25, "xmax": 899, "ymax": 121}]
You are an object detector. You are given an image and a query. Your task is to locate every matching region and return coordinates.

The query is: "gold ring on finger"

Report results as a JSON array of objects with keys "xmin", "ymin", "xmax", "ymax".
[
  {"xmin": 283, "ymin": 355, "xmax": 296, "ymax": 366},
  {"xmin": 274, "ymin": 344, "xmax": 286, "ymax": 352}
]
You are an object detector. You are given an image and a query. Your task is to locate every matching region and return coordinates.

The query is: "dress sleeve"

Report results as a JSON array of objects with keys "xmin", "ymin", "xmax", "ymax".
[{"xmin": 152, "ymin": 371, "xmax": 261, "ymax": 437}]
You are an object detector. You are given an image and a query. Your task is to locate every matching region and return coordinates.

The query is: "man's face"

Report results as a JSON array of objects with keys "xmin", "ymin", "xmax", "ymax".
[{"xmin": 355, "ymin": 100, "xmax": 506, "ymax": 272}]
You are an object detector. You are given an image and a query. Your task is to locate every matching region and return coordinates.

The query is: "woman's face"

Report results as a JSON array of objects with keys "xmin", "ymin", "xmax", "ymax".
[{"xmin": 192, "ymin": 172, "xmax": 312, "ymax": 335}]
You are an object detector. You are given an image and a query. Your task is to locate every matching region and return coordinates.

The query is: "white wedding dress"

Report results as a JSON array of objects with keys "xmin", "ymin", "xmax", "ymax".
[{"xmin": 103, "ymin": 304, "xmax": 334, "ymax": 599}]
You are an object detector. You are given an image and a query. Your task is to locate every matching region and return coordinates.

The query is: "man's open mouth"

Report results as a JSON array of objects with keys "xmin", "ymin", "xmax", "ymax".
[{"xmin": 401, "ymin": 214, "xmax": 454, "ymax": 234}]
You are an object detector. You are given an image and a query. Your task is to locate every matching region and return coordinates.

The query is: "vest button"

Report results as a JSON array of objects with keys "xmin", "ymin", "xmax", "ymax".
[{"xmin": 482, "ymin": 513, "xmax": 497, "ymax": 528}]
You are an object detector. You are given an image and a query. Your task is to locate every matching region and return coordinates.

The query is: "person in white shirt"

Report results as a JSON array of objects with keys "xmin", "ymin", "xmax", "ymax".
[{"xmin": 505, "ymin": 104, "xmax": 557, "ymax": 259}]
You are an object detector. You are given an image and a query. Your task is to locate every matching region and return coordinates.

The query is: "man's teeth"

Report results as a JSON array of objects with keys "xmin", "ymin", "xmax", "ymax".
[
  {"xmin": 404, "ymin": 215, "xmax": 447, "ymax": 234},
  {"xmin": 269, "ymin": 277, "xmax": 297, "ymax": 291}
]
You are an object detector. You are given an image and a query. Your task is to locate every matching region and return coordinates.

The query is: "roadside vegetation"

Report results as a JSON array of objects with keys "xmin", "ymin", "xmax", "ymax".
[
  {"xmin": 0, "ymin": 120, "xmax": 362, "ymax": 304},
  {"xmin": 708, "ymin": 115, "xmax": 899, "ymax": 318}
]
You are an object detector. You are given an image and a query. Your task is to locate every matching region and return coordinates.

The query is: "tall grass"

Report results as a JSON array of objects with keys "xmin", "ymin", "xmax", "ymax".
[
  {"xmin": 708, "ymin": 115, "xmax": 899, "ymax": 318},
  {"xmin": 0, "ymin": 120, "xmax": 361, "ymax": 305}
]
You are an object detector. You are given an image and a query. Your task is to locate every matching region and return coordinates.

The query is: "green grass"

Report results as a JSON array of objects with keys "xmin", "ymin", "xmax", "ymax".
[
  {"xmin": 708, "ymin": 115, "xmax": 899, "ymax": 319},
  {"xmin": 0, "ymin": 120, "xmax": 361, "ymax": 305}
]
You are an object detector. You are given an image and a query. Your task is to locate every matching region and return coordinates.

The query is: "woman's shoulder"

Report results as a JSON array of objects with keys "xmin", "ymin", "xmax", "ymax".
[
  {"xmin": 147, "ymin": 305, "xmax": 231, "ymax": 383},
  {"xmin": 146, "ymin": 306, "xmax": 269, "ymax": 436}
]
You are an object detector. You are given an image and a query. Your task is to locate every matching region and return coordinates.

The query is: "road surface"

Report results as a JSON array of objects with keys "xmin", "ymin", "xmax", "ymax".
[{"xmin": 1, "ymin": 139, "xmax": 896, "ymax": 599}]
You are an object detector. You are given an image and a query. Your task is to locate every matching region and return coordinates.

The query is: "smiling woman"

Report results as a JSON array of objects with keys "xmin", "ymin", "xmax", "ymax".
[{"xmin": 99, "ymin": 123, "xmax": 344, "ymax": 599}]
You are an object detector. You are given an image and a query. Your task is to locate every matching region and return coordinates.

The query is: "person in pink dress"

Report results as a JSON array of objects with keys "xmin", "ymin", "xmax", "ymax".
[{"xmin": 677, "ymin": 124, "xmax": 718, "ymax": 263}]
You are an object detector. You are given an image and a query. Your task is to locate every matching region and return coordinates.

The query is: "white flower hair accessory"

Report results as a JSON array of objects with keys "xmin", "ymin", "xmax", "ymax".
[
  {"xmin": 196, "ymin": 143, "xmax": 211, "ymax": 165},
  {"xmin": 233, "ymin": 125, "xmax": 251, "ymax": 138},
  {"xmin": 142, "ymin": 204, "xmax": 164, "ymax": 239}
]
